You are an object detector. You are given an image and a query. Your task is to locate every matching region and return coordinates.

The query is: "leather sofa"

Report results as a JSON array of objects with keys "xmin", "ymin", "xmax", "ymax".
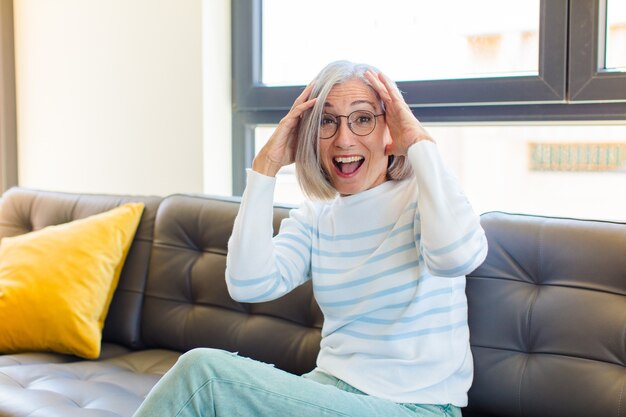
[{"xmin": 0, "ymin": 187, "xmax": 623, "ymax": 417}]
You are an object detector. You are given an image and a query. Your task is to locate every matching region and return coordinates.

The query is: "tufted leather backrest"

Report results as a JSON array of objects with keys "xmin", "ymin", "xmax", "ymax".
[
  {"xmin": 464, "ymin": 212, "xmax": 626, "ymax": 417},
  {"xmin": 0, "ymin": 187, "xmax": 162, "ymax": 348},
  {"xmin": 3, "ymin": 188, "xmax": 624, "ymax": 417},
  {"xmin": 140, "ymin": 194, "xmax": 323, "ymax": 375}
]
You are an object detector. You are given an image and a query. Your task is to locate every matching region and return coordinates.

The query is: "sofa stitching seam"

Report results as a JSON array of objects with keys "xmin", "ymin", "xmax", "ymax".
[
  {"xmin": 0, "ymin": 370, "xmax": 25, "ymax": 388},
  {"xmin": 519, "ymin": 287, "xmax": 540, "ymax": 417},
  {"xmin": 526, "ymin": 220, "xmax": 545, "ymax": 346},
  {"xmin": 152, "ymin": 240, "xmax": 227, "ymax": 255},
  {"xmin": 516, "ymin": 352, "xmax": 529, "ymax": 417},
  {"xmin": 520, "ymin": 220, "xmax": 544, "ymax": 417},
  {"xmin": 618, "ymin": 374, "xmax": 625, "ymax": 417},
  {"xmin": 623, "ymin": 322, "xmax": 626, "ymax": 368}
]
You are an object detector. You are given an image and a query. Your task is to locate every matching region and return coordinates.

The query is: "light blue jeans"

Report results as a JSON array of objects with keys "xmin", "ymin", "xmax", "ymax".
[{"xmin": 132, "ymin": 348, "xmax": 461, "ymax": 417}]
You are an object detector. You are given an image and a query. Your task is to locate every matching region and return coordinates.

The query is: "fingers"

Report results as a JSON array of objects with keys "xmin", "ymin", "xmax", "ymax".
[
  {"xmin": 292, "ymin": 96, "xmax": 317, "ymax": 118},
  {"xmin": 279, "ymin": 98, "xmax": 316, "ymax": 132},
  {"xmin": 292, "ymin": 81, "xmax": 316, "ymax": 109},
  {"xmin": 378, "ymin": 72, "xmax": 405, "ymax": 103},
  {"xmin": 365, "ymin": 70, "xmax": 406, "ymax": 107},
  {"xmin": 285, "ymin": 82, "xmax": 317, "ymax": 122},
  {"xmin": 365, "ymin": 70, "xmax": 391, "ymax": 103},
  {"xmin": 275, "ymin": 86, "xmax": 317, "ymax": 136}
]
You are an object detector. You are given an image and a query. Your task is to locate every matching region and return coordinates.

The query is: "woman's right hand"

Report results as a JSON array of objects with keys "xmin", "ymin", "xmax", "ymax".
[{"xmin": 252, "ymin": 82, "xmax": 317, "ymax": 177}]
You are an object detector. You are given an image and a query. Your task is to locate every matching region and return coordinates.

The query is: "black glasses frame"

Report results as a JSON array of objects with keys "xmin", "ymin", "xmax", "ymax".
[{"xmin": 319, "ymin": 110, "xmax": 385, "ymax": 139}]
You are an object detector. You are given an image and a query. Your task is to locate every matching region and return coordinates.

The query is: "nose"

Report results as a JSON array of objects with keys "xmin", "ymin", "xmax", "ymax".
[{"xmin": 333, "ymin": 117, "xmax": 357, "ymax": 149}]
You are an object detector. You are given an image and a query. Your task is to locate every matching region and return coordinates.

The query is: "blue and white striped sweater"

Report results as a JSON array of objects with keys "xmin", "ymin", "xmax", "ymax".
[{"xmin": 226, "ymin": 141, "xmax": 488, "ymax": 406}]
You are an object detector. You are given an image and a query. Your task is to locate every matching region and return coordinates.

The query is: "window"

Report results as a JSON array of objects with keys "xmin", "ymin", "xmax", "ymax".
[
  {"xmin": 407, "ymin": 123, "xmax": 626, "ymax": 222},
  {"xmin": 233, "ymin": 0, "xmax": 567, "ymax": 113},
  {"xmin": 569, "ymin": 0, "xmax": 626, "ymax": 100},
  {"xmin": 232, "ymin": 0, "xmax": 626, "ymax": 221},
  {"xmin": 262, "ymin": 1, "xmax": 540, "ymax": 86},
  {"xmin": 605, "ymin": 0, "xmax": 626, "ymax": 70},
  {"xmin": 255, "ymin": 123, "xmax": 626, "ymax": 221}
]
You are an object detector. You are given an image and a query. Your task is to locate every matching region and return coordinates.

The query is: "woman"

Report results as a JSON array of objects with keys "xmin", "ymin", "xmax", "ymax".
[{"xmin": 133, "ymin": 61, "xmax": 488, "ymax": 417}]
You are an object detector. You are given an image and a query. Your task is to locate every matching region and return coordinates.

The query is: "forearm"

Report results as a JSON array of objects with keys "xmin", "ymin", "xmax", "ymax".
[
  {"xmin": 226, "ymin": 171, "xmax": 281, "ymax": 301},
  {"xmin": 226, "ymin": 170, "xmax": 311, "ymax": 302},
  {"xmin": 409, "ymin": 141, "xmax": 487, "ymax": 276}
]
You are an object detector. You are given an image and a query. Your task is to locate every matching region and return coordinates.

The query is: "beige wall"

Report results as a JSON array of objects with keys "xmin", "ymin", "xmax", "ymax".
[
  {"xmin": 202, "ymin": 0, "xmax": 231, "ymax": 196},
  {"xmin": 0, "ymin": 0, "xmax": 17, "ymax": 193},
  {"xmin": 13, "ymin": 0, "xmax": 231, "ymax": 196}
]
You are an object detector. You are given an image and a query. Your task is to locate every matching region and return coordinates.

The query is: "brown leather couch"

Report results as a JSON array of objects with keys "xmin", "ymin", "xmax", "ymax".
[{"xmin": 0, "ymin": 187, "xmax": 623, "ymax": 417}]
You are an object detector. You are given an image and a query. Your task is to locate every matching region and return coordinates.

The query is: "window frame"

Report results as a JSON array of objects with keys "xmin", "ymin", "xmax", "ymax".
[
  {"xmin": 231, "ymin": 0, "xmax": 626, "ymax": 195},
  {"xmin": 233, "ymin": 0, "xmax": 568, "ymax": 110},
  {"xmin": 569, "ymin": 0, "xmax": 626, "ymax": 101}
]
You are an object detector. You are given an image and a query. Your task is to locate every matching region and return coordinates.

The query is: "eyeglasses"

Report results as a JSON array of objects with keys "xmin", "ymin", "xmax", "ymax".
[{"xmin": 319, "ymin": 110, "xmax": 385, "ymax": 139}]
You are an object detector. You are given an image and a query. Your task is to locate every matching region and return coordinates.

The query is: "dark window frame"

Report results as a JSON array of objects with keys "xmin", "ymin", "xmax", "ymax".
[
  {"xmin": 234, "ymin": 0, "xmax": 569, "ymax": 110},
  {"xmin": 569, "ymin": 0, "xmax": 626, "ymax": 101},
  {"xmin": 231, "ymin": 0, "xmax": 626, "ymax": 195}
]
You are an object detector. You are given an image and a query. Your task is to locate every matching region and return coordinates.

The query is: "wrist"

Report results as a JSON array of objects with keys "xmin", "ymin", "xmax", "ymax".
[
  {"xmin": 252, "ymin": 154, "xmax": 282, "ymax": 177},
  {"xmin": 403, "ymin": 135, "xmax": 434, "ymax": 154}
]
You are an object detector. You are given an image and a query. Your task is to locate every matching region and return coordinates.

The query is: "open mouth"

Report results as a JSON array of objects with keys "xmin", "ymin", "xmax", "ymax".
[{"xmin": 333, "ymin": 156, "xmax": 364, "ymax": 176}]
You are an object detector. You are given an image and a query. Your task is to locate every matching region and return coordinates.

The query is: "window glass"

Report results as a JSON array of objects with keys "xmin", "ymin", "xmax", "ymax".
[
  {"xmin": 254, "ymin": 124, "xmax": 626, "ymax": 222},
  {"xmin": 261, "ymin": 0, "xmax": 540, "ymax": 86},
  {"xmin": 605, "ymin": 0, "xmax": 626, "ymax": 70}
]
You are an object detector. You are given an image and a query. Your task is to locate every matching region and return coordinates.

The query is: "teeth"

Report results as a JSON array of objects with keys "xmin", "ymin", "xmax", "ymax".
[{"xmin": 334, "ymin": 156, "xmax": 364, "ymax": 163}]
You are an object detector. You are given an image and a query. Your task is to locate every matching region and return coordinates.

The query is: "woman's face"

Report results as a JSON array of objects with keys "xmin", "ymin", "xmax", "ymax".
[{"xmin": 319, "ymin": 78, "xmax": 390, "ymax": 196}]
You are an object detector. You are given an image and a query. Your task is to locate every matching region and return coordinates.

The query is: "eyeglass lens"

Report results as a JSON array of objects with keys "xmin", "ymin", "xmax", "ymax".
[{"xmin": 319, "ymin": 110, "xmax": 378, "ymax": 139}]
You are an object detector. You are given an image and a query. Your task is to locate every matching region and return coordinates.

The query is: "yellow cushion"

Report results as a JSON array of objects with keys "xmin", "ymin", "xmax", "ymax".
[{"xmin": 0, "ymin": 203, "xmax": 144, "ymax": 359}]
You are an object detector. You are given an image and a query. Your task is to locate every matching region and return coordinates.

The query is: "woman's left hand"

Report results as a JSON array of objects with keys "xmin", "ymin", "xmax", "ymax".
[{"xmin": 364, "ymin": 70, "xmax": 434, "ymax": 156}]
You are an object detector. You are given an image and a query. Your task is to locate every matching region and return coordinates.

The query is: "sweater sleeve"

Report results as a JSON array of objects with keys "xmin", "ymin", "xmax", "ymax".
[
  {"xmin": 225, "ymin": 170, "xmax": 313, "ymax": 303},
  {"xmin": 409, "ymin": 140, "xmax": 488, "ymax": 277}
]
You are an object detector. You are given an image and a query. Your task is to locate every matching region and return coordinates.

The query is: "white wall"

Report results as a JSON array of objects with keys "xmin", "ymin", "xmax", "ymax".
[{"xmin": 13, "ymin": 0, "xmax": 232, "ymax": 196}]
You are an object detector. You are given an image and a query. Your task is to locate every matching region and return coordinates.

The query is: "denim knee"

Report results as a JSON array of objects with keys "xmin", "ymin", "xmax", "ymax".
[{"xmin": 172, "ymin": 348, "xmax": 231, "ymax": 376}]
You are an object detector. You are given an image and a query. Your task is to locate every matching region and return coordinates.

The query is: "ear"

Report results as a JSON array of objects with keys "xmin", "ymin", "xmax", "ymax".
[
  {"xmin": 384, "ymin": 126, "xmax": 393, "ymax": 144},
  {"xmin": 383, "ymin": 127, "xmax": 393, "ymax": 156}
]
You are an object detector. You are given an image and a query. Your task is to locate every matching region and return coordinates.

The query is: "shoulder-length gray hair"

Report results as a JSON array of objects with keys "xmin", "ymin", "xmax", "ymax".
[{"xmin": 295, "ymin": 60, "xmax": 414, "ymax": 200}]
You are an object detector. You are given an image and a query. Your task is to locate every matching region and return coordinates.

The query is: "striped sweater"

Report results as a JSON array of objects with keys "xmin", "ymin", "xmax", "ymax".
[{"xmin": 226, "ymin": 141, "xmax": 488, "ymax": 406}]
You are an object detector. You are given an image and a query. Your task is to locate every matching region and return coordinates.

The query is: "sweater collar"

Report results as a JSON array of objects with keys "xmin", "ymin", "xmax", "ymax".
[{"xmin": 334, "ymin": 179, "xmax": 402, "ymax": 206}]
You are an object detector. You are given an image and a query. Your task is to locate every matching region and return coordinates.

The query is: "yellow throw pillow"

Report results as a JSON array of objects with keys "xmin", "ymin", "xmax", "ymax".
[{"xmin": 0, "ymin": 202, "xmax": 144, "ymax": 359}]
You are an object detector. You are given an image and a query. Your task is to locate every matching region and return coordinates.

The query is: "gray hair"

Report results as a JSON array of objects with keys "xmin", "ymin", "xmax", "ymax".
[{"xmin": 295, "ymin": 60, "xmax": 414, "ymax": 200}]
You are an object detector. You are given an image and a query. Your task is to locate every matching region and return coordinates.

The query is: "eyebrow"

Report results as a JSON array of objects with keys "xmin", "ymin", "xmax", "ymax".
[{"xmin": 324, "ymin": 100, "xmax": 377, "ymax": 110}]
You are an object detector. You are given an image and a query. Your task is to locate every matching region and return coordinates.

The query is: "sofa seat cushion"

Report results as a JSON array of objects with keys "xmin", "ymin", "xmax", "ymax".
[
  {"xmin": 0, "ymin": 348, "xmax": 180, "ymax": 417},
  {"xmin": 0, "ymin": 343, "xmax": 133, "ymax": 368}
]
